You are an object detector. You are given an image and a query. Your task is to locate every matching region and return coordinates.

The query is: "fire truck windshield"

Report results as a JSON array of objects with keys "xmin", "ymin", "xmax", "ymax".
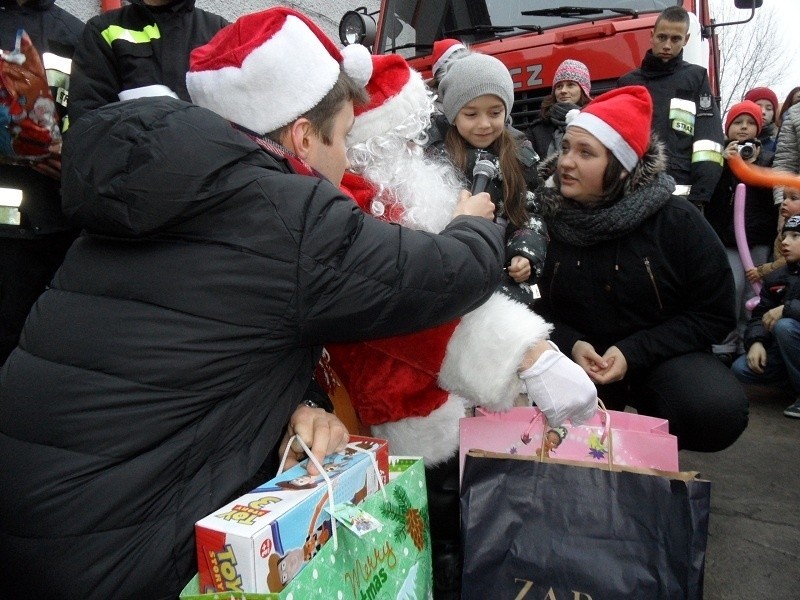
[{"xmin": 377, "ymin": 0, "xmax": 682, "ymax": 57}]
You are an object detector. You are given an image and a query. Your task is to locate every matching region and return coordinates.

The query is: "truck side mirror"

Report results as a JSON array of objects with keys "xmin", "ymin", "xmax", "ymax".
[{"xmin": 733, "ymin": 0, "xmax": 762, "ymax": 8}]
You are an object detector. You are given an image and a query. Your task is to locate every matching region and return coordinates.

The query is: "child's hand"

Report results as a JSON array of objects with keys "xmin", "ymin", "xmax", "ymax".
[
  {"xmin": 746, "ymin": 342, "xmax": 767, "ymax": 374},
  {"xmin": 722, "ymin": 140, "xmax": 739, "ymax": 160},
  {"xmin": 745, "ymin": 267, "xmax": 762, "ymax": 283},
  {"xmin": 507, "ymin": 255, "xmax": 531, "ymax": 282},
  {"xmin": 762, "ymin": 305, "xmax": 784, "ymax": 331}
]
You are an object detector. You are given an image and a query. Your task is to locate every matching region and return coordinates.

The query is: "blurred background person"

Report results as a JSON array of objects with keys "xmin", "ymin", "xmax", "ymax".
[
  {"xmin": 744, "ymin": 86, "xmax": 780, "ymax": 154},
  {"xmin": 68, "ymin": 0, "xmax": 227, "ymax": 124},
  {"xmin": 526, "ymin": 58, "xmax": 592, "ymax": 160},
  {"xmin": 0, "ymin": 0, "xmax": 83, "ymax": 364},
  {"xmin": 707, "ymin": 101, "xmax": 777, "ymax": 361}
]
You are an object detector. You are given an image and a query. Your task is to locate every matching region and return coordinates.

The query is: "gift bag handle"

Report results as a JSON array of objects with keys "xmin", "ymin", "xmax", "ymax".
[
  {"xmin": 533, "ymin": 399, "xmax": 614, "ymax": 469},
  {"xmin": 279, "ymin": 434, "xmax": 340, "ymax": 549},
  {"xmin": 277, "ymin": 436, "xmax": 389, "ymax": 550}
]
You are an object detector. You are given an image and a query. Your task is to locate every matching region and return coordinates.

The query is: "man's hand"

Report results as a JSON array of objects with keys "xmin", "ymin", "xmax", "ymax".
[
  {"xmin": 507, "ymin": 255, "xmax": 531, "ymax": 283},
  {"xmin": 746, "ymin": 342, "xmax": 767, "ymax": 374},
  {"xmin": 452, "ymin": 189, "xmax": 495, "ymax": 220},
  {"xmin": 279, "ymin": 404, "xmax": 349, "ymax": 475},
  {"xmin": 762, "ymin": 305, "xmax": 784, "ymax": 332}
]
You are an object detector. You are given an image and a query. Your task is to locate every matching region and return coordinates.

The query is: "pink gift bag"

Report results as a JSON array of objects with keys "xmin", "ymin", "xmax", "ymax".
[{"xmin": 459, "ymin": 404, "xmax": 679, "ymax": 481}]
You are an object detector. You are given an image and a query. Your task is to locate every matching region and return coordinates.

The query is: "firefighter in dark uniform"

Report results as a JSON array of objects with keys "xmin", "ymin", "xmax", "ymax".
[
  {"xmin": 68, "ymin": 0, "xmax": 228, "ymax": 124},
  {"xmin": 618, "ymin": 5, "xmax": 724, "ymax": 210},
  {"xmin": 0, "ymin": 0, "xmax": 83, "ymax": 364}
]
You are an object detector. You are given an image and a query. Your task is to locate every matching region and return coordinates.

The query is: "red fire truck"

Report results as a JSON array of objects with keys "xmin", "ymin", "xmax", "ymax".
[{"xmin": 339, "ymin": 0, "xmax": 760, "ymax": 129}]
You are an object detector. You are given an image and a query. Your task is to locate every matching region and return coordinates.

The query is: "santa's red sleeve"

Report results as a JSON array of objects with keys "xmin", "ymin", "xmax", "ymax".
[{"xmin": 326, "ymin": 321, "xmax": 464, "ymax": 465}]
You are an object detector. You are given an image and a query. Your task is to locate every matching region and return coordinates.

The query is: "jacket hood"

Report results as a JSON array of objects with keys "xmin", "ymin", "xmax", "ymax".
[
  {"xmin": 0, "ymin": 0, "xmax": 55, "ymax": 10},
  {"xmin": 129, "ymin": 0, "xmax": 197, "ymax": 9},
  {"xmin": 62, "ymin": 97, "xmax": 269, "ymax": 237},
  {"xmin": 536, "ymin": 133, "xmax": 668, "ymax": 215}
]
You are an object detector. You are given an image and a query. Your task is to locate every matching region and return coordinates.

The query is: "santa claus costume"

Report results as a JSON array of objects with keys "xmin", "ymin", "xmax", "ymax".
[{"xmin": 324, "ymin": 53, "xmax": 567, "ymax": 598}]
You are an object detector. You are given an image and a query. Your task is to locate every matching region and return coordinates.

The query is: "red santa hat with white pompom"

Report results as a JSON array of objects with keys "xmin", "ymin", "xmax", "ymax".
[
  {"xmin": 348, "ymin": 53, "xmax": 430, "ymax": 146},
  {"xmin": 186, "ymin": 7, "xmax": 372, "ymax": 135}
]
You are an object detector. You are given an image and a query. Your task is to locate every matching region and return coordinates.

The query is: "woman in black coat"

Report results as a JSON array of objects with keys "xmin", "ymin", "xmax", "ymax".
[{"xmin": 535, "ymin": 86, "xmax": 749, "ymax": 452}]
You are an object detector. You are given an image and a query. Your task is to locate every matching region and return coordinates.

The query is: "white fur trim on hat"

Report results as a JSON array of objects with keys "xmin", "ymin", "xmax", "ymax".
[
  {"xmin": 432, "ymin": 41, "xmax": 466, "ymax": 78},
  {"xmin": 341, "ymin": 44, "xmax": 373, "ymax": 87},
  {"xmin": 186, "ymin": 15, "xmax": 341, "ymax": 134},
  {"xmin": 568, "ymin": 111, "xmax": 638, "ymax": 172},
  {"xmin": 348, "ymin": 69, "xmax": 429, "ymax": 145},
  {"xmin": 371, "ymin": 394, "xmax": 467, "ymax": 465},
  {"xmin": 438, "ymin": 292, "xmax": 552, "ymax": 411}
]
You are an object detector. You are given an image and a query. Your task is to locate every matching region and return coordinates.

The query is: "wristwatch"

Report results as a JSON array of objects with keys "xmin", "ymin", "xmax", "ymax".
[{"xmin": 301, "ymin": 398, "xmax": 321, "ymax": 409}]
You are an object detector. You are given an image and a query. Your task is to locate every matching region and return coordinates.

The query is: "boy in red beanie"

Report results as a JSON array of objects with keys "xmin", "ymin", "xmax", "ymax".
[{"xmin": 707, "ymin": 100, "xmax": 778, "ymax": 359}]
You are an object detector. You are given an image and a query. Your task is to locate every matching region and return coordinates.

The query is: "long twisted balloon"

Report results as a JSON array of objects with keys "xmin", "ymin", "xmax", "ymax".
[
  {"xmin": 727, "ymin": 154, "xmax": 800, "ymax": 310},
  {"xmin": 727, "ymin": 153, "xmax": 800, "ymax": 189}
]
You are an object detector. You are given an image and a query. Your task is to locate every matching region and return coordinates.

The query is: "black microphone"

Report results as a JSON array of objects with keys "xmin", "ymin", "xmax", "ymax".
[{"xmin": 471, "ymin": 153, "xmax": 498, "ymax": 195}]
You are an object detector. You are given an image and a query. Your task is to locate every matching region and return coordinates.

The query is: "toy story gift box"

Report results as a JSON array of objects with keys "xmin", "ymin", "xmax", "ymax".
[
  {"xmin": 181, "ymin": 456, "xmax": 432, "ymax": 600},
  {"xmin": 195, "ymin": 436, "xmax": 388, "ymax": 594}
]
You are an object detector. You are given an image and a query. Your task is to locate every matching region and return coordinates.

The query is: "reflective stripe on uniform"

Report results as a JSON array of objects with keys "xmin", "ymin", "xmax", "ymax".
[
  {"xmin": 692, "ymin": 139, "xmax": 724, "ymax": 166},
  {"xmin": 42, "ymin": 52, "xmax": 72, "ymax": 74},
  {"xmin": 101, "ymin": 24, "xmax": 161, "ymax": 46},
  {"xmin": 669, "ymin": 98, "xmax": 696, "ymax": 136},
  {"xmin": 673, "ymin": 184, "xmax": 692, "ymax": 196},
  {"xmin": 0, "ymin": 188, "xmax": 23, "ymax": 226}
]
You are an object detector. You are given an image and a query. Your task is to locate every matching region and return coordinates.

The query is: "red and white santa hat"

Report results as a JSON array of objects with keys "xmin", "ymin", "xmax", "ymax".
[
  {"xmin": 431, "ymin": 38, "xmax": 467, "ymax": 79},
  {"xmin": 348, "ymin": 54, "xmax": 430, "ymax": 145},
  {"xmin": 186, "ymin": 7, "xmax": 372, "ymax": 135},
  {"xmin": 567, "ymin": 85, "xmax": 652, "ymax": 171}
]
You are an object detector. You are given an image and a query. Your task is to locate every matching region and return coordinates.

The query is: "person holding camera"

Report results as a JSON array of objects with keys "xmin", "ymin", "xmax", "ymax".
[{"xmin": 707, "ymin": 100, "xmax": 778, "ymax": 358}]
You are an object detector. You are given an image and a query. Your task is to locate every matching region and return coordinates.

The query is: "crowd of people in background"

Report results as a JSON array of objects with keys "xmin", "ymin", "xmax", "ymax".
[{"xmin": 1, "ymin": 2, "xmax": 800, "ymax": 599}]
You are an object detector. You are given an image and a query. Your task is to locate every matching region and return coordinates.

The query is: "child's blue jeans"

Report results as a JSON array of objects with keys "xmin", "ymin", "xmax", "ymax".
[{"xmin": 732, "ymin": 318, "xmax": 800, "ymax": 394}]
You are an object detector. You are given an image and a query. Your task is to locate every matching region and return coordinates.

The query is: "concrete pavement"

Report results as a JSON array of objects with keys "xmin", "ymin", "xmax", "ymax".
[{"xmin": 680, "ymin": 386, "xmax": 800, "ymax": 599}]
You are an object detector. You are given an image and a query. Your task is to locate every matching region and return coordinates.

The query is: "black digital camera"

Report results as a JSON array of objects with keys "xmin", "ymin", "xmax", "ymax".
[{"xmin": 737, "ymin": 140, "xmax": 759, "ymax": 160}]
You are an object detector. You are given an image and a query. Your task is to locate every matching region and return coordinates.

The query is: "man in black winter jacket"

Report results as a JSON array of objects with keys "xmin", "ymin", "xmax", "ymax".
[
  {"xmin": 0, "ymin": 8, "xmax": 502, "ymax": 600},
  {"xmin": 68, "ymin": 0, "xmax": 228, "ymax": 124},
  {"xmin": 618, "ymin": 5, "xmax": 724, "ymax": 209},
  {"xmin": 0, "ymin": 0, "xmax": 83, "ymax": 364}
]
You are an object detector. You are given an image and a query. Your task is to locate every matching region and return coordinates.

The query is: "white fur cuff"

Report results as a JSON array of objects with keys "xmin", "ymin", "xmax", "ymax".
[
  {"xmin": 371, "ymin": 394, "xmax": 466, "ymax": 465},
  {"xmin": 438, "ymin": 293, "xmax": 552, "ymax": 410}
]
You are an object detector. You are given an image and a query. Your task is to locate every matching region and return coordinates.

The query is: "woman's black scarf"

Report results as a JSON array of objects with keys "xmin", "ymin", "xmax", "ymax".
[{"xmin": 538, "ymin": 138, "xmax": 675, "ymax": 247}]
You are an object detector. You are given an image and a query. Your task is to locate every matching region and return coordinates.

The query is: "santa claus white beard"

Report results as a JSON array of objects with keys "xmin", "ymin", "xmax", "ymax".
[{"xmin": 349, "ymin": 141, "xmax": 465, "ymax": 233}]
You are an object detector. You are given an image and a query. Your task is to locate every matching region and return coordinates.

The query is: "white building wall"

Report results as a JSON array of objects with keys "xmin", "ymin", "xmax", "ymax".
[{"xmin": 58, "ymin": 1, "xmax": 380, "ymax": 42}]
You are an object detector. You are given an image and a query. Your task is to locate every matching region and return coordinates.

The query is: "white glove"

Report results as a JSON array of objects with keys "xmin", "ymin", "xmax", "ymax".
[{"xmin": 519, "ymin": 343, "xmax": 598, "ymax": 426}]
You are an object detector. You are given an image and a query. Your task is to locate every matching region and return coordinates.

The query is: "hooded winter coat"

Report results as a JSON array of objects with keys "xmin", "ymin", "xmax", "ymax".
[{"xmin": 0, "ymin": 98, "xmax": 503, "ymax": 600}]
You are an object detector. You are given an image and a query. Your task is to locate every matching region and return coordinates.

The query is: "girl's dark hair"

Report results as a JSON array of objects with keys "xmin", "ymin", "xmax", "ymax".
[
  {"xmin": 778, "ymin": 86, "xmax": 800, "ymax": 126},
  {"xmin": 553, "ymin": 147, "xmax": 628, "ymax": 206},
  {"xmin": 444, "ymin": 125, "xmax": 530, "ymax": 228},
  {"xmin": 539, "ymin": 89, "xmax": 591, "ymax": 120},
  {"xmin": 267, "ymin": 71, "xmax": 368, "ymax": 145}
]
